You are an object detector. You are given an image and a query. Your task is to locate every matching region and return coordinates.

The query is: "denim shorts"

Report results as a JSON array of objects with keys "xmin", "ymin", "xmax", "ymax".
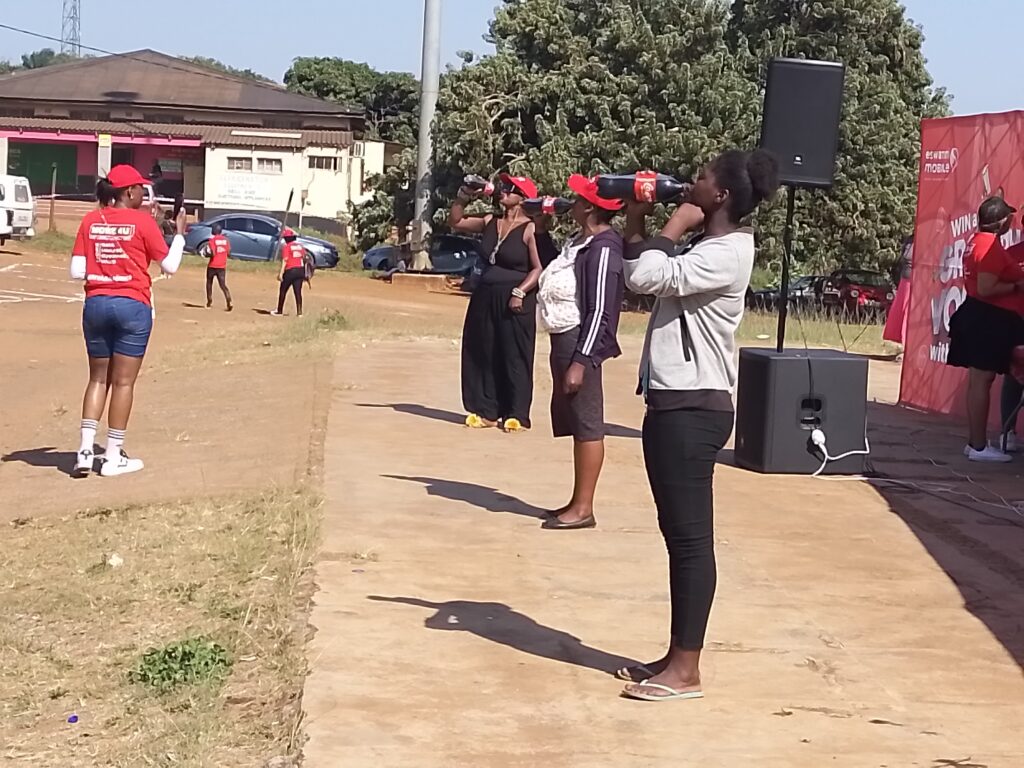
[{"xmin": 82, "ymin": 295, "xmax": 153, "ymax": 358}]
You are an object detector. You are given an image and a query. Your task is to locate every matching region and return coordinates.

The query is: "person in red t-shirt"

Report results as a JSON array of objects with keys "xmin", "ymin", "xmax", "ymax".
[
  {"xmin": 947, "ymin": 196, "xmax": 1024, "ymax": 462},
  {"xmin": 272, "ymin": 228, "xmax": 307, "ymax": 316},
  {"xmin": 69, "ymin": 164, "xmax": 186, "ymax": 477},
  {"xmin": 998, "ymin": 240, "xmax": 1024, "ymax": 451},
  {"xmin": 205, "ymin": 222, "xmax": 233, "ymax": 311}
]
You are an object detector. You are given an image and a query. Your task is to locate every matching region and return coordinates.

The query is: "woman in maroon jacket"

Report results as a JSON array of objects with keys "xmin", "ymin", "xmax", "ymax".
[{"xmin": 537, "ymin": 175, "xmax": 625, "ymax": 530}]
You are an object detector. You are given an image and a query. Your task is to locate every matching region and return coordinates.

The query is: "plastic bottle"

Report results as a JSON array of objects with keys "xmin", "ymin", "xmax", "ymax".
[
  {"xmin": 595, "ymin": 172, "xmax": 691, "ymax": 203},
  {"xmin": 463, "ymin": 174, "xmax": 496, "ymax": 197},
  {"xmin": 523, "ymin": 197, "xmax": 573, "ymax": 216}
]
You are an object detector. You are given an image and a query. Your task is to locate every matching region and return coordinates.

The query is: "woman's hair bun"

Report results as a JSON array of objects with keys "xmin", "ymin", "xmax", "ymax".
[
  {"xmin": 746, "ymin": 149, "xmax": 781, "ymax": 204},
  {"xmin": 95, "ymin": 177, "xmax": 116, "ymax": 206}
]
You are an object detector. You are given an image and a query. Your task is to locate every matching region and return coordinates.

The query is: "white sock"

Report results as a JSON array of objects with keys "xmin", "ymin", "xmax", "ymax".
[
  {"xmin": 105, "ymin": 428, "xmax": 126, "ymax": 459},
  {"xmin": 80, "ymin": 419, "xmax": 98, "ymax": 453}
]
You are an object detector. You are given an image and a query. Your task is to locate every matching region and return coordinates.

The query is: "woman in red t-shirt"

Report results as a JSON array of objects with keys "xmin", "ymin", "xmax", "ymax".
[
  {"xmin": 70, "ymin": 165, "xmax": 186, "ymax": 477},
  {"xmin": 947, "ymin": 196, "xmax": 1024, "ymax": 462},
  {"xmin": 272, "ymin": 228, "xmax": 307, "ymax": 316}
]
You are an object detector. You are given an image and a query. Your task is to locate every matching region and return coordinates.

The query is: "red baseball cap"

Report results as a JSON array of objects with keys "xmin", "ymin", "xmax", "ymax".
[
  {"xmin": 282, "ymin": 227, "xmax": 297, "ymax": 239},
  {"xmin": 498, "ymin": 173, "xmax": 538, "ymax": 200},
  {"xmin": 567, "ymin": 173, "xmax": 624, "ymax": 211},
  {"xmin": 106, "ymin": 164, "xmax": 149, "ymax": 188}
]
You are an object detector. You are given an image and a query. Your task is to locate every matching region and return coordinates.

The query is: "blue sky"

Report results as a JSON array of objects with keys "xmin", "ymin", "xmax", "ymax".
[{"xmin": 0, "ymin": 0, "xmax": 1019, "ymax": 115}]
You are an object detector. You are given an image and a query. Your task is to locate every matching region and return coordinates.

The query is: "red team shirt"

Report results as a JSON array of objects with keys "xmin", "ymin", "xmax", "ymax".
[
  {"xmin": 73, "ymin": 207, "xmax": 169, "ymax": 307},
  {"xmin": 963, "ymin": 232, "xmax": 1024, "ymax": 313},
  {"xmin": 208, "ymin": 234, "xmax": 231, "ymax": 269},
  {"xmin": 282, "ymin": 241, "xmax": 306, "ymax": 270}
]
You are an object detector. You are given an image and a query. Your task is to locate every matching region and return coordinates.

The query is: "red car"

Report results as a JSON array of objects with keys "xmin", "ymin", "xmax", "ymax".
[{"xmin": 821, "ymin": 269, "xmax": 895, "ymax": 317}]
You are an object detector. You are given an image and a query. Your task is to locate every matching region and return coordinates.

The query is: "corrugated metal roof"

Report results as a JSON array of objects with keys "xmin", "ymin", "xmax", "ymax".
[
  {"xmin": 0, "ymin": 117, "xmax": 353, "ymax": 149},
  {"xmin": 0, "ymin": 50, "xmax": 361, "ymax": 117}
]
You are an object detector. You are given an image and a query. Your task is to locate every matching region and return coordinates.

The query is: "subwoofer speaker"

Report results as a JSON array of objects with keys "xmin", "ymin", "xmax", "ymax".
[
  {"xmin": 760, "ymin": 57, "xmax": 845, "ymax": 188},
  {"xmin": 734, "ymin": 348, "xmax": 868, "ymax": 475}
]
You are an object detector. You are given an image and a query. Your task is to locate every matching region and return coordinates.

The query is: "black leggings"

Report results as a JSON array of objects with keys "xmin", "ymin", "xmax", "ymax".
[
  {"xmin": 642, "ymin": 408, "xmax": 734, "ymax": 650},
  {"xmin": 278, "ymin": 267, "xmax": 305, "ymax": 315},
  {"xmin": 461, "ymin": 281, "xmax": 536, "ymax": 426},
  {"xmin": 206, "ymin": 267, "xmax": 232, "ymax": 305}
]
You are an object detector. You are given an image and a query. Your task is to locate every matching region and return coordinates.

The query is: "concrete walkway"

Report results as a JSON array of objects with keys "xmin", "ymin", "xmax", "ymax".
[{"xmin": 303, "ymin": 339, "xmax": 1023, "ymax": 767}]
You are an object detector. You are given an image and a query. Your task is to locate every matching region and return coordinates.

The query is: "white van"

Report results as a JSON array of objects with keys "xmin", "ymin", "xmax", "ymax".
[{"xmin": 0, "ymin": 175, "xmax": 36, "ymax": 245}]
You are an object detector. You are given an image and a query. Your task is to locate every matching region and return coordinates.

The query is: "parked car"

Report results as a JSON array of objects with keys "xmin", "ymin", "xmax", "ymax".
[
  {"xmin": 821, "ymin": 269, "xmax": 894, "ymax": 316},
  {"xmin": 184, "ymin": 214, "xmax": 340, "ymax": 269},
  {"xmin": 363, "ymin": 245, "xmax": 397, "ymax": 271},
  {"xmin": 0, "ymin": 174, "xmax": 36, "ymax": 246},
  {"xmin": 362, "ymin": 234, "xmax": 480, "ymax": 276},
  {"xmin": 789, "ymin": 274, "xmax": 828, "ymax": 305}
]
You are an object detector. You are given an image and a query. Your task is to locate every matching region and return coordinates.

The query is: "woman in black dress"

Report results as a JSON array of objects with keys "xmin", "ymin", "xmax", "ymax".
[{"xmin": 450, "ymin": 174, "xmax": 543, "ymax": 432}]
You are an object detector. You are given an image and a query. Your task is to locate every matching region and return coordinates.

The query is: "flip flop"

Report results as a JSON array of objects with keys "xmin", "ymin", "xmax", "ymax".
[
  {"xmin": 465, "ymin": 414, "xmax": 497, "ymax": 429},
  {"xmin": 615, "ymin": 664, "xmax": 655, "ymax": 682},
  {"xmin": 541, "ymin": 514, "xmax": 596, "ymax": 530},
  {"xmin": 622, "ymin": 680, "xmax": 704, "ymax": 702}
]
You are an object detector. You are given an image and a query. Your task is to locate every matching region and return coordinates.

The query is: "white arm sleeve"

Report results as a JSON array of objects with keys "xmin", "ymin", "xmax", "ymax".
[
  {"xmin": 160, "ymin": 235, "xmax": 185, "ymax": 275},
  {"xmin": 70, "ymin": 255, "xmax": 86, "ymax": 280},
  {"xmin": 624, "ymin": 239, "xmax": 740, "ymax": 299}
]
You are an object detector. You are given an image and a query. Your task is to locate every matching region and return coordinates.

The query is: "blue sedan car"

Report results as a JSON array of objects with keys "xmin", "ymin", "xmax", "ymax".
[{"xmin": 184, "ymin": 213, "xmax": 340, "ymax": 268}]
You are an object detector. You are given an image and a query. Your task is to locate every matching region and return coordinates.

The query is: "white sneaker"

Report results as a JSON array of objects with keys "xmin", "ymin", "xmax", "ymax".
[
  {"xmin": 966, "ymin": 445, "xmax": 1013, "ymax": 463},
  {"xmin": 100, "ymin": 449, "xmax": 145, "ymax": 477},
  {"xmin": 74, "ymin": 449, "xmax": 95, "ymax": 476},
  {"xmin": 270, "ymin": 310, "xmax": 284, "ymax": 317}
]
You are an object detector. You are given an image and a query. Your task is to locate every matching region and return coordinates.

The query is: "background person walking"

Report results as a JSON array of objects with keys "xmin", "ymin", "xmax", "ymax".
[
  {"xmin": 70, "ymin": 164, "xmax": 186, "ymax": 477},
  {"xmin": 273, "ymin": 228, "xmax": 306, "ymax": 317},
  {"xmin": 205, "ymin": 222, "xmax": 233, "ymax": 311}
]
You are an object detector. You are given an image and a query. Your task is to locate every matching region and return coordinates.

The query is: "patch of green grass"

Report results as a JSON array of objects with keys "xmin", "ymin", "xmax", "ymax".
[
  {"xmin": 23, "ymin": 230, "xmax": 75, "ymax": 254},
  {"xmin": 130, "ymin": 637, "xmax": 232, "ymax": 694},
  {"xmin": 0, "ymin": 490, "xmax": 320, "ymax": 766}
]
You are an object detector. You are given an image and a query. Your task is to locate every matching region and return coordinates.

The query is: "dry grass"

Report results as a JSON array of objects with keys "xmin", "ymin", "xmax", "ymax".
[
  {"xmin": 0, "ymin": 490, "xmax": 320, "ymax": 767},
  {"xmin": 620, "ymin": 307, "xmax": 898, "ymax": 356}
]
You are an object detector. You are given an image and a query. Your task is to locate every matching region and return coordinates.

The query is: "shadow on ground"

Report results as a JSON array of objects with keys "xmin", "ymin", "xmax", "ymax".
[
  {"xmin": 866, "ymin": 401, "xmax": 1024, "ymax": 668},
  {"xmin": 368, "ymin": 596, "xmax": 636, "ymax": 676},
  {"xmin": 383, "ymin": 474, "xmax": 546, "ymax": 518},
  {"xmin": 1, "ymin": 446, "xmax": 79, "ymax": 477},
  {"xmin": 357, "ymin": 402, "xmax": 465, "ymax": 425}
]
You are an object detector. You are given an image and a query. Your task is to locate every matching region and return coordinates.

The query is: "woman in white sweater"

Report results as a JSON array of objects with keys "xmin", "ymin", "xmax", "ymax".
[{"xmin": 618, "ymin": 148, "xmax": 780, "ymax": 701}]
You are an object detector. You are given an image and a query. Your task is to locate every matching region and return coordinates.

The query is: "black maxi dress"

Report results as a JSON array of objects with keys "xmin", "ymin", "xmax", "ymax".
[{"xmin": 461, "ymin": 218, "xmax": 537, "ymax": 427}]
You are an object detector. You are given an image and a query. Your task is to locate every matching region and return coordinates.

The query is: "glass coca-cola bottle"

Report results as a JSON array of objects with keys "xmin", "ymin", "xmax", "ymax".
[
  {"xmin": 596, "ymin": 172, "xmax": 691, "ymax": 203},
  {"xmin": 522, "ymin": 197, "xmax": 573, "ymax": 216},
  {"xmin": 462, "ymin": 174, "xmax": 496, "ymax": 197}
]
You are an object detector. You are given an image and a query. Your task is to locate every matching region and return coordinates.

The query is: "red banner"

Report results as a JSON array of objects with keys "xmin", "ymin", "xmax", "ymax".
[{"xmin": 900, "ymin": 111, "xmax": 1024, "ymax": 420}]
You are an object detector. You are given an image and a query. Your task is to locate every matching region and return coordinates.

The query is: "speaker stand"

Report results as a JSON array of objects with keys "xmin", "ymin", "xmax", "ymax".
[{"xmin": 776, "ymin": 185, "xmax": 797, "ymax": 353}]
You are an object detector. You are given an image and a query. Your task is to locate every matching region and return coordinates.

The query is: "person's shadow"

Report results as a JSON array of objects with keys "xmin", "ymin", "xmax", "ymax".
[
  {"xmin": 383, "ymin": 475, "xmax": 545, "ymax": 518},
  {"xmin": 1, "ymin": 446, "xmax": 80, "ymax": 477},
  {"xmin": 604, "ymin": 423, "xmax": 641, "ymax": 439},
  {"xmin": 181, "ymin": 302, "xmax": 206, "ymax": 309},
  {"xmin": 368, "ymin": 596, "xmax": 636, "ymax": 676},
  {"xmin": 357, "ymin": 402, "xmax": 465, "ymax": 425}
]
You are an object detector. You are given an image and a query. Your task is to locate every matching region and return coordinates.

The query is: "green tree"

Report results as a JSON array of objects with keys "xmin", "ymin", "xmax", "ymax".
[
  {"xmin": 432, "ymin": 0, "xmax": 759, "ymax": 221},
  {"xmin": 728, "ymin": 0, "xmax": 950, "ymax": 274},
  {"xmin": 349, "ymin": 148, "xmax": 417, "ymax": 252},
  {"xmin": 19, "ymin": 48, "xmax": 78, "ymax": 69},
  {"xmin": 0, "ymin": 60, "xmax": 16, "ymax": 75},
  {"xmin": 181, "ymin": 55, "xmax": 273, "ymax": 83},
  {"xmin": 284, "ymin": 58, "xmax": 419, "ymax": 144}
]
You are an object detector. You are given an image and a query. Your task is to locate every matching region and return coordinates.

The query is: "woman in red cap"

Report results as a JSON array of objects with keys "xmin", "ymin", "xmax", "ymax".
[
  {"xmin": 273, "ymin": 228, "xmax": 307, "ymax": 317},
  {"xmin": 537, "ymin": 175, "xmax": 625, "ymax": 530},
  {"xmin": 69, "ymin": 164, "xmax": 186, "ymax": 477},
  {"xmin": 450, "ymin": 173, "xmax": 543, "ymax": 432}
]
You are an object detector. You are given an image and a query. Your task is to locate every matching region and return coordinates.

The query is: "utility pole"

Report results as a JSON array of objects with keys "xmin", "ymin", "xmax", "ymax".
[
  {"xmin": 61, "ymin": 0, "xmax": 82, "ymax": 57},
  {"xmin": 411, "ymin": 0, "xmax": 442, "ymax": 270}
]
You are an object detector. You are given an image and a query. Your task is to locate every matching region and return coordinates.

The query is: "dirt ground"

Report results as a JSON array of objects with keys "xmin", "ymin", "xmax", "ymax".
[
  {"xmin": 2, "ymin": 240, "xmax": 1022, "ymax": 767},
  {"xmin": 305, "ymin": 342, "xmax": 1024, "ymax": 766},
  {"xmin": 0, "ymin": 243, "xmax": 466, "ymax": 521}
]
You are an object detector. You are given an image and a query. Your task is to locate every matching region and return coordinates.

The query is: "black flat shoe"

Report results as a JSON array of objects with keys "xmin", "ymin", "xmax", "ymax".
[{"xmin": 541, "ymin": 515, "xmax": 596, "ymax": 530}]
